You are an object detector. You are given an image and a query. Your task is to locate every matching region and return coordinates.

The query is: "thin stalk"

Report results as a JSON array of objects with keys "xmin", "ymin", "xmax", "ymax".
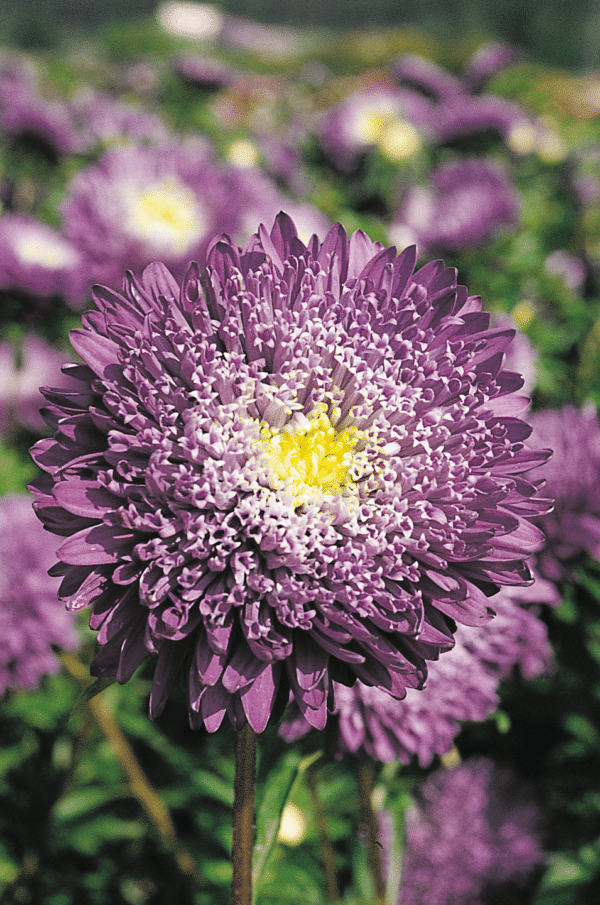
[
  {"xmin": 306, "ymin": 764, "xmax": 340, "ymax": 902},
  {"xmin": 231, "ymin": 722, "xmax": 257, "ymax": 905},
  {"xmin": 356, "ymin": 759, "xmax": 387, "ymax": 905},
  {"xmin": 61, "ymin": 651, "xmax": 200, "ymax": 886}
]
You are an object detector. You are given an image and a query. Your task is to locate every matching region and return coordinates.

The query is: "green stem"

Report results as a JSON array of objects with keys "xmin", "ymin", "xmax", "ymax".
[
  {"xmin": 357, "ymin": 759, "xmax": 387, "ymax": 905},
  {"xmin": 306, "ymin": 765, "xmax": 340, "ymax": 902},
  {"xmin": 231, "ymin": 722, "xmax": 257, "ymax": 905}
]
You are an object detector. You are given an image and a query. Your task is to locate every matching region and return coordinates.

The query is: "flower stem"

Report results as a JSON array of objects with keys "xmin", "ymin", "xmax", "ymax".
[
  {"xmin": 306, "ymin": 764, "xmax": 340, "ymax": 902},
  {"xmin": 231, "ymin": 721, "xmax": 257, "ymax": 905},
  {"xmin": 356, "ymin": 759, "xmax": 387, "ymax": 905},
  {"xmin": 61, "ymin": 651, "xmax": 201, "ymax": 887}
]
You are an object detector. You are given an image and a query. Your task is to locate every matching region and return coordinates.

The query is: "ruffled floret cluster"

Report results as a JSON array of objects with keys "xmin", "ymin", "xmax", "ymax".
[
  {"xmin": 399, "ymin": 758, "xmax": 544, "ymax": 905},
  {"xmin": 31, "ymin": 214, "xmax": 550, "ymax": 734},
  {"xmin": 0, "ymin": 495, "xmax": 79, "ymax": 695},
  {"xmin": 529, "ymin": 403, "xmax": 600, "ymax": 581}
]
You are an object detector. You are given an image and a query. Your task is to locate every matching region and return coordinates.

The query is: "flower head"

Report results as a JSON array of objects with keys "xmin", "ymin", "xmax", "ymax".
[
  {"xmin": 0, "ymin": 213, "xmax": 86, "ymax": 309},
  {"xmin": 400, "ymin": 758, "xmax": 544, "ymax": 905},
  {"xmin": 62, "ymin": 139, "xmax": 247, "ymax": 290},
  {"xmin": 390, "ymin": 157, "xmax": 520, "ymax": 254},
  {"xmin": 0, "ymin": 495, "xmax": 79, "ymax": 695},
  {"xmin": 529, "ymin": 404, "xmax": 600, "ymax": 581},
  {"xmin": 31, "ymin": 214, "xmax": 550, "ymax": 734}
]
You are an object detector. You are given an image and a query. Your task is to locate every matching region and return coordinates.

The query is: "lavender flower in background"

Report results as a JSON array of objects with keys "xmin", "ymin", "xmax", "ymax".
[
  {"xmin": 389, "ymin": 157, "xmax": 520, "ymax": 254},
  {"xmin": 174, "ymin": 52, "xmax": 236, "ymax": 90},
  {"xmin": 0, "ymin": 63, "xmax": 79, "ymax": 161},
  {"xmin": 390, "ymin": 54, "xmax": 464, "ymax": 103},
  {"xmin": 0, "ymin": 334, "xmax": 78, "ymax": 437},
  {"xmin": 399, "ymin": 758, "xmax": 544, "ymax": 905},
  {"xmin": 0, "ymin": 213, "xmax": 86, "ymax": 309},
  {"xmin": 529, "ymin": 404, "xmax": 600, "ymax": 581},
  {"xmin": 281, "ymin": 568, "xmax": 557, "ymax": 765},
  {"xmin": 544, "ymin": 249, "xmax": 588, "ymax": 295},
  {"xmin": 318, "ymin": 86, "xmax": 430, "ymax": 170},
  {"xmin": 462, "ymin": 41, "xmax": 526, "ymax": 93},
  {"xmin": 0, "ymin": 495, "xmax": 79, "ymax": 696},
  {"xmin": 69, "ymin": 89, "xmax": 170, "ymax": 154},
  {"xmin": 31, "ymin": 214, "xmax": 550, "ymax": 735},
  {"xmin": 61, "ymin": 138, "xmax": 245, "ymax": 288}
]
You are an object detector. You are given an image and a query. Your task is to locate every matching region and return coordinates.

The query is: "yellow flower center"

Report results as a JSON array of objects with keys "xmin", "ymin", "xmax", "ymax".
[
  {"xmin": 126, "ymin": 176, "xmax": 206, "ymax": 255},
  {"xmin": 15, "ymin": 233, "xmax": 76, "ymax": 269},
  {"xmin": 379, "ymin": 120, "xmax": 421, "ymax": 163},
  {"xmin": 260, "ymin": 408, "xmax": 360, "ymax": 505}
]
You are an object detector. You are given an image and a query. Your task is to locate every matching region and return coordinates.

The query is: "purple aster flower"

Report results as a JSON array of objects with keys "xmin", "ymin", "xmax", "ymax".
[
  {"xmin": 318, "ymin": 86, "xmax": 431, "ymax": 170},
  {"xmin": 69, "ymin": 89, "xmax": 169, "ymax": 154},
  {"xmin": 61, "ymin": 138, "xmax": 249, "ymax": 289},
  {"xmin": 545, "ymin": 249, "xmax": 588, "ymax": 295},
  {"xmin": 389, "ymin": 157, "xmax": 520, "ymax": 254},
  {"xmin": 462, "ymin": 41, "xmax": 526, "ymax": 93},
  {"xmin": 529, "ymin": 404, "xmax": 600, "ymax": 581},
  {"xmin": 390, "ymin": 55, "xmax": 464, "ymax": 103},
  {"xmin": 281, "ymin": 566, "xmax": 556, "ymax": 765},
  {"xmin": 399, "ymin": 758, "xmax": 544, "ymax": 905},
  {"xmin": 0, "ymin": 334, "xmax": 79, "ymax": 438},
  {"xmin": 0, "ymin": 494, "xmax": 79, "ymax": 695},
  {"xmin": 30, "ymin": 213, "xmax": 550, "ymax": 735},
  {"xmin": 0, "ymin": 213, "xmax": 86, "ymax": 309}
]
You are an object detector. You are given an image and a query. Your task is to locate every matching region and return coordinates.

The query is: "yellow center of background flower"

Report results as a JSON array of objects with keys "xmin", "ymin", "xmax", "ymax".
[
  {"xmin": 261, "ymin": 409, "xmax": 359, "ymax": 505},
  {"xmin": 127, "ymin": 176, "xmax": 206, "ymax": 255}
]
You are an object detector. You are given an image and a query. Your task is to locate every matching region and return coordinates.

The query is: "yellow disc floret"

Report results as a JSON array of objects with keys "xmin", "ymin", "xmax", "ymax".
[
  {"xmin": 260, "ymin": 407, "xmax": 360, "ymax": 506},
  {"xmin": 125, "ymin": 176, "xmax": 206, "ymax": 255}
]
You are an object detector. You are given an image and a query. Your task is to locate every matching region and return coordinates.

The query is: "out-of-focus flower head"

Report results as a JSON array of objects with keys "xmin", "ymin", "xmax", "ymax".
[
  {"xmin": 69, "ymin": 89, "xmax": 170, "ymax": 154},
  {"xmin": 399, "ymin": 758, "xmax": 544, "ymax": 905},
  {"xmin": 318, "ymin": 86, "xmax": 430, "ymax": 170},
  {"xmin": 62, "ymin": 138, "xmax": 251, "ymax": 289},
  {"xmin": 156, "ymin": 2, "xmax": 223, "ymax": 40},
  {"xmin": 0, "ymin": 63, "xmax": 78, "ymax": 162},
  {"xmin": 31, "ymin": 213, "xmax": 550, "ymax": 734},
  {"xmin": 462, "ymin": 41, "xmax": 526, "ymax": 93},
  {"xmin": 545, "ymin": 249, "xmax": 588, "ymax": 295},
  {"xmin": 0, "ymin": 334, "xmax": 79, "ymax": 437},
  {"xmin": 281, "ymin": 567, "xmax": 556, "ymax": 765},
  {"xmin": 390, "ymin": 54, "xmax": 464, "ymax": 102},
  {"xmin": 174, "ymin": 53, "xmax": 236, "ymax": 90},
  {"xmin": 0, "ymin": 494, "xmax": 79, "ymax": 695},
  {"xmin": 390, "ymin": 157, "xmax": 520, "ymax": 254},
  {"xmin": 0, "ymin": 213, "xmax": 86, "ymax": 309},
  {"xmin": 435, "ymin": 94, "xmax": 534, "ymax": 149},
  {"xmin": 529, "ymin": 404, "xmax": 600, "ymax": 581}
]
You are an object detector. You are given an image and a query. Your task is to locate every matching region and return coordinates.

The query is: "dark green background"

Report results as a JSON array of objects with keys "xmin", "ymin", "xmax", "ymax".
[{"xmin": 1, "ymin": 0, "xmax": 600, "ymax": 71}]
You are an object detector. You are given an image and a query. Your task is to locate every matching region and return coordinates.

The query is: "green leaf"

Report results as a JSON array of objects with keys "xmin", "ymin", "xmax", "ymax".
[{"xmin": 252, "ymin": 749, "xmax": 321, "ymax": 900}]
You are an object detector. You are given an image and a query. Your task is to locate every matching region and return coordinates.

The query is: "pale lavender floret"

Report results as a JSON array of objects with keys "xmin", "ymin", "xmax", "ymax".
[
  {"xmin": 529, "ymin": 404, "xmax": 600, "ymax": 581},
  {"xmin": 545, "ymin": 250, "xmax": 588, "ymax": 295},
  {"xmin": 0, "ymin": 495, "xmax": 79, "ymax": 695},
  {"xmin": 61, "ymin": 138, "xmax": 247, "ymax": 289},
  {"xmin": 69, "ymin": 89, "xmax": 170, "ymax": 153},
  {"xmin": 281, "ymin": 568, "xmax": 556, "ymax": 765},
  {"xmin": 318, "ymin": 86, "xmax": 433, "ymax": 171},
  {"xmin": 0, "ymin": 213, "xmax": 87, "ymax": 308},
  {"xmin": 399, "ymin": 758, "xmax": 544, "ymax": 905},
  {"xmin": 30, "ymin": 213, "xmax": 551, "ymax": 734},
  {"xmin": 0, "ymin": 334, "xmax": 80, "ymax": 437},
  {"xmin": 390, "ymin": 157, "xmax": 520, "ymax": 254}
]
